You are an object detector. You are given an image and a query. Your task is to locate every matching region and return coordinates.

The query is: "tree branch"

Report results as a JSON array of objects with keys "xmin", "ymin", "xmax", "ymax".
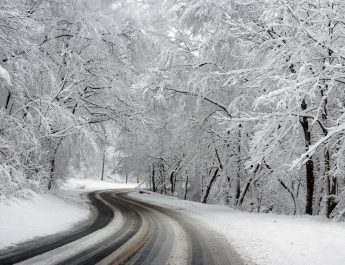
[{"xmin": 165, "ymin": 87, "xmax": 232, "ymax": 117}]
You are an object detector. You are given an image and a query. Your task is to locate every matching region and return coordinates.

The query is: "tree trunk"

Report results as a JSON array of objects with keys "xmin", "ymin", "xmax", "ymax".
[
  {"xmin": 101, "ymin": 152, "xmax": 105, "ymax": 181},
  {"xmin": 324, "ymin": 149, "xmax": 338, "ymax": 217},
  {"xmin": 234, "ymin": 172, "xmax": 241, "ymax": 205},
  {"xmin": 170, "ymin": 171, "xmax": 175, "ymax": 193},
  {"xmin": 234, "ymin": 124, "xmax": 242, "ymax": 205},
  {"xmin": 324, "ymin": 149, "xmax": 331, "ymax": 216},
  {"xmin": 48, "ymin": 139, "xmax": 63, "ymax": 190},
  {"xmin": 329, "ymin": 176, "xmax": 338, "ymax": 215},
  {"xmin": 202, "ymin": 167, "xmax": 219, "ymax": 203},
  {"xmin": 300, "ymin": 99, "xmax": 314, "ymax": 215},
  {"xmin": 237, "ymin": 177, "xmax": 253, "ymax": 206},
  {"xmin": 170, "ymin": 161, "xmax": 180, "ymax": 194},
  {"xmin": 184, "ymin": 174, "xmax": 189, "ymax": 200},
  {"xmin": 305, "ymin": 160, "xmax": 314, "ymax": 215},
  {"xmin": 320, "ymin": 87, "xmax": 338, "ymax": 217},
  {"xmin": 160, "ymin": 163, "xmax": 166, "ymax": 195},
  {"xmin": 173, "ymin": 173, "xmax": 177, "ymax": 194},
  {"xmin": 151, "ymin": 164, "xmax": 156, "ymax": 192},
  {"xmin": 237, "ymin": 164, "xmax": 259, "ymax": 206},
  {"xmin": 5, "ymin": 91, "xmax": 11, "ymax": 110}
]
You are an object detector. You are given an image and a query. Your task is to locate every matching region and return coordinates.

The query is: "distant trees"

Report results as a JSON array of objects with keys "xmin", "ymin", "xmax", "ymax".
[{"xmin": 111, "ymin": 0, "xmax": 345, "ymax": 219}]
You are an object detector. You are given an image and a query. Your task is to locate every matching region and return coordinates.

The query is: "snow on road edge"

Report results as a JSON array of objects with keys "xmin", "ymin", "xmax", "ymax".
[
  {"xmin": 130, "ymin": 190, "xmax": 345, "ymax": 265},
  {"xmin": 0, "ymin": 192, "xmax": 89, "ymax": 250},
  {"xmin": 0, "ymin": 178, "xmax": 137, "ymax": 250}
]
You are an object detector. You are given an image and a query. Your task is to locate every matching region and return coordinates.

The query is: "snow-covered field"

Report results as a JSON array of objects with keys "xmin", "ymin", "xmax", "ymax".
[
  {"xmin": 0, "ymin": 178, "xmax": 137, "ymax": 250},
  {"xmin": 130, "ymin": 191, "xmax": 345, "ymax": 265}
]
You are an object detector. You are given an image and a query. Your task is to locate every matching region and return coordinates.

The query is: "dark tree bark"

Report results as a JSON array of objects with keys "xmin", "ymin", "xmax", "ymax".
[
  {"xmin": 5, "ymin": 91, "xmax": 11, "ymax": 110},
  {"xmin": 300, "ymin": 99, "xmax": 315, "ymax": 215},
  {"xmin": 151, "ymin": 164, "xmax": 156, "ymax": 192},
  {"xmin": 233, "ymin": 124, "xmax": 242, "ymax": 205},
  {"xmin": 170, "ymin": 171, "xmax": 175, "ymax": 193},
  {"xmin": 159, "ymin": 162, "xmax": 166, "ymax": 195},
  {"xmin": 184, "ymin": 174, "xmax": 189, "ymax": 200},
  {"xmin": 48, "ymin": 139, "xmax": 63, "ymax": 190},
  {"xmin": 101, "ymin": 152, "xmax": 105, "ymax": 181},
  {"xmin": 170, "ymin": 161, "xmax": 180, "ymax": 194},
  {"xmin": 237, "ymin": 177, "xmax": 253, "ymax": 206},
  {"xmin": 237, "ymin": 164, "xmax": 261, "ymax": 206},
  {"xmin": 324, "ymin": 149, "xmax": 338, "ymax": 217},
  {"xmin": 201, "ymin": 167, "xmax": 219, "ymax": 203},
  {"xmin": 319, "ymin": 87, "xmax": 338, "ymax": 217}
]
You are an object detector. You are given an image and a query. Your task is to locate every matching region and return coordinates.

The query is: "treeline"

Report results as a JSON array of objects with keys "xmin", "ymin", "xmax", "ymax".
[
  {"xmin": 3, "ymin": 0, "xmax": 345, "ymax": 219},
  {"xmin": 115, "ymin": 0, "xmax": 345, "ymax": 219},
  {"xmin": 0, "ymin": 0, "xmax": 147, "ymax": 198}
]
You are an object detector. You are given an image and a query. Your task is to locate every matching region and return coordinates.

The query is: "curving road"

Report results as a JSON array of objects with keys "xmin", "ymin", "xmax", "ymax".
[{"xmin": 0, "ymin": 190, "xmax": 243, "ymax": 265}]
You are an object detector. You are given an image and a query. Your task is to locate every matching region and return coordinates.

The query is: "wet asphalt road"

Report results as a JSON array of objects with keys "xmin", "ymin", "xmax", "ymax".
[{"xmin": 0, "ymin": 190, "xmax": 243, "ymax": 265}]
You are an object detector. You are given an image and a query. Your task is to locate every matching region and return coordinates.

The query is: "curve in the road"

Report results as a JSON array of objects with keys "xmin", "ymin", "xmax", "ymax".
[{"xmin": 0, "ymin": 190, "xmax": 244, "ymax": 265}]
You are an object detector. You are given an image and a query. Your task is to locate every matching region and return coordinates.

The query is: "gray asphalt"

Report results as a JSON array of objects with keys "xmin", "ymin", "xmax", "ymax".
[{"xmin": 0, "ymin": 190, "xmax": 244, "ymax": 265}]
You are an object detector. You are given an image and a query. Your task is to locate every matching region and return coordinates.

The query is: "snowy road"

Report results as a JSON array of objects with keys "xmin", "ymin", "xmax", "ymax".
[{"xmin": 0, "ymin": 190, "xmax": 242, "ymax": 265}]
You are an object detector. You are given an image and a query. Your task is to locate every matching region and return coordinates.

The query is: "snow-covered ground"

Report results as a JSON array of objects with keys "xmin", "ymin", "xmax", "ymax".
[
  {"xmin": 2, "ymin": 178, "xmax": 345, "ymax": 265},
  {"xmin": 0, "ymin": 178, "xmax": 137, "ymax": 250},
  {"xmin": 65, "ymin": 178, "xmax": 138, "ymax": 192},
  {"xmin": 0, "ymin": 192, "xmax": 88, "ymax": 250},
  {"xmin": 130, "ymin": 190, "xmax": 345, "ymax": 265}
]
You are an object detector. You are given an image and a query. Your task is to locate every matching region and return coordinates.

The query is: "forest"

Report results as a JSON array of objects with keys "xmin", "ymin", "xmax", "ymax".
[{"xmin": 1, "ymin": 0, "xmax": 345, "ymax": 219}]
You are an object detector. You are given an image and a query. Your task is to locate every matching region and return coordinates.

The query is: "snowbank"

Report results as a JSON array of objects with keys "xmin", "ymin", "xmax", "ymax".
[
  {"xmin": 130, "ymin": 191, "xmax": 345, "ymax": 265},
  {"xmin": 0, "ymin": 192, "xmax": 88, "ymax": 250},
  {"xmin": 0, "ymin": 178, "xmax": 137, "ymax": 250}
]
